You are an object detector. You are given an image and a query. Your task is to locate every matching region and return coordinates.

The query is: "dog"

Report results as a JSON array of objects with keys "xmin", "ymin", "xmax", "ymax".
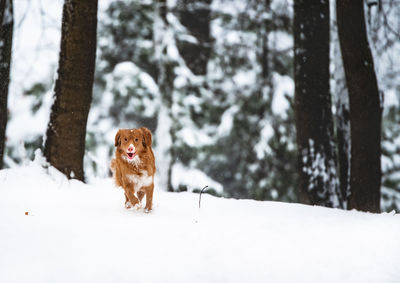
[{"xmin": 110, "ymin": 127, "xmax": 155, "ymax": 213}]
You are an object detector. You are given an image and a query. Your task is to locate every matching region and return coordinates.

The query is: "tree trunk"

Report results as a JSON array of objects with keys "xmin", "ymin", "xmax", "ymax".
[
  {"xmin": 44, "ymin": 0, "xmax": 98, "ymax": 181},
  {"xmin": 0, "ymin": 0, "xmax": 13, "ymax": 169},
  {"xmin": 154, "ymin": 0, "xmax": 176, "ymax": 192},
  {"xmin": 294, "ymin": 0, "xmax": 343, "ymax": 208},
  {"xmin": 261, "ymin": 0, "xmax": 272, "ymax": 84},
  {"xmin": 332, "ymin": 2, "xmax": 351, "ymax": 206},
  {"xmin": 176, "ymin": 0, "xmax": 211, "ymax": 75},
  {"xmin": 337, "ymin": 0, "xmax": 382, "ymax": 212}
]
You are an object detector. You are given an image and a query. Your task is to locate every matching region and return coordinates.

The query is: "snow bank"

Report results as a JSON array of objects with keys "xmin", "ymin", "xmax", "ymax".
[{"xmin": 1, "ymin": 161, "xmax": 400, "ymax": 283}]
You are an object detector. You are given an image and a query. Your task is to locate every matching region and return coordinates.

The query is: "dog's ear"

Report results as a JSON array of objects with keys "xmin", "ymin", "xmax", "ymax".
[
  {"xmin": 140, "ymin": 127, "xmax": 152, "ymax": 148},
  {"xmin": 114, "ymin": 130, "xmax": 121, "ymax": 147}
]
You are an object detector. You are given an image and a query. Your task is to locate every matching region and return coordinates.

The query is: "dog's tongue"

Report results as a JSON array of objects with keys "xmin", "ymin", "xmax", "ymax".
[{"xmin": 127, "ymin": 153, "xmax": 134, "ymax": 158}]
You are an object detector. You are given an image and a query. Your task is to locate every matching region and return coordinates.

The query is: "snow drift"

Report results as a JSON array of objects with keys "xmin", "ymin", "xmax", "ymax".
[{"xmin": 1, "ymin": 158, "xmax": 400, "ymax": 283}]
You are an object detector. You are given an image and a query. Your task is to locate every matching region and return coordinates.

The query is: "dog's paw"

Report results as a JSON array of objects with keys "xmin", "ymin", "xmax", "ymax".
[
  {"xmin": 144, "ymin": 208, "xmax": 152, "ymax": 214},
  {"xmin": 134, "ymin": 203, "xmax": 142, "ymax": 210},
  {"xmin": 125, "ymin": 201, "xmax": 133, "ymax": 209}
]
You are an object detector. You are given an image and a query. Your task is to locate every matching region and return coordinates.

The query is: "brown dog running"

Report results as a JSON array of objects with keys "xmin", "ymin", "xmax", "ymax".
[{"xmin": 110, "ymin": 127, "xmax": 155, "ymax": 212}]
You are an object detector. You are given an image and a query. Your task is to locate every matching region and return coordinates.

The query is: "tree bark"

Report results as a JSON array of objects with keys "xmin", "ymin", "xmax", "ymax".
[
  {"xmin": 176, "ymin": 0, "xmax": 212, "ymax": 75},
  {"xmin": 261, "ymin": 0, "xmax": 272, "ymax": 84},
  {"xmin": 332, "ymin": 2, "xmax": 351, "ymax": 206},
  {"xmin": 294, "ymin": 0, "xmax": 343, "ymax": 208},
  {"xmin": 44, "ymin": 0, "xmax": 98, "ymax": 181},
  {"xmin": 154, "ymin": 0, "xmax": 176, "ymax": 192},
  {"xmin": 337, "ymin": 0, "xmax": 382, "ymax": 212},
  {"xmin": 0, "ymin": 0, "xmax": 13, "ymax": 169}
]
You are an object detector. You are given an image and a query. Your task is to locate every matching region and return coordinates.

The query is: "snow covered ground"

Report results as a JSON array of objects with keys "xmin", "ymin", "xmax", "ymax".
[{"xmin": 1, "ymin": 157, "xmax": 400, "ymax": 283}]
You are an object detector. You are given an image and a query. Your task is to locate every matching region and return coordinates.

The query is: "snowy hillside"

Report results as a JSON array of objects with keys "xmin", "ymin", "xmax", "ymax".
[{"xmin": 1, "ymin": 159, "xmax": 400, "ymax": 283}]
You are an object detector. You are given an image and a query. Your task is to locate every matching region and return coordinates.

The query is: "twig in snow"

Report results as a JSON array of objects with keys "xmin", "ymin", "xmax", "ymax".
[{"xmin": 199, "ymin": 185, "xmax": 208, "ymax": 209}]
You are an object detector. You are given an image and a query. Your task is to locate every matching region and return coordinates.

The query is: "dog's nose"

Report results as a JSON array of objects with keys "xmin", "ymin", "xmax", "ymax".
[{"xmin": 128, "ymin": 146, "xmax": 134, "ymax": 152}]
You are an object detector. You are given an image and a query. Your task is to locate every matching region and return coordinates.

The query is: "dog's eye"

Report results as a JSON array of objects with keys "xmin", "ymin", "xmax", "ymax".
[
  {"xmin": 135, "ymin": 138, "xmax": 139, "ymax": 142},
  {"xmin": 124, "ymin": 138, "xmax": 128, "ymax": 142}
]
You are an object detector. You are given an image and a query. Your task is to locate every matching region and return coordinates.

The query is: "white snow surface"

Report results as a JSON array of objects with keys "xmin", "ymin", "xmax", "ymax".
[{"xmin": 1, "ymin": 160, "xmax": 400, "ymax": 283}]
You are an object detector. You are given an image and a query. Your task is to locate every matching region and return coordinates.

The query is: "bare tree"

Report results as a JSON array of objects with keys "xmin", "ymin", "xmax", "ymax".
[
  {"xmin": 44, "ymin": 0, "xmax": 98, "ymax": 181},
  {"xmin": 337, "ymin": 0, "xmax": 382, "ymax": 212},
  {"xmin": 294, "ymin": 0, "xmax": 343, "ymax": 208},
  {"xmin": 0, "ymin": 0, "xmax": 13, "ymax": 169}
]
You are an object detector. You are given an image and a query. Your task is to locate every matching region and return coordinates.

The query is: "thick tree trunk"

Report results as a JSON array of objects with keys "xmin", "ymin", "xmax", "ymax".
[
  {"xmin": 44, "ymin": 0, "xmax": 98, "ymax": 181},
  {"xmin": 0, "ymin": 0, "xmax": 13, "ymax": 169},
  {"xmin": 176, "ymin": 0, "xmax": 211, "ymax": 75},
  {"xmin": 337, "ymin": 0, "xmax": 382, "ymax": 212},
  {"xmin": 294, "ymin": 0, "xmax": 343, "ymax": 208}
]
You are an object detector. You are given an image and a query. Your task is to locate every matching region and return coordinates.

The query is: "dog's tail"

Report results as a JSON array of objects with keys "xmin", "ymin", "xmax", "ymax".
[
  {"xmin": 110, "ymin": 158, "xmax": 117, "ymax": 175},
  {"xmin": 110, "ymin": 158, "xmax": 123, "ymax": 188}
]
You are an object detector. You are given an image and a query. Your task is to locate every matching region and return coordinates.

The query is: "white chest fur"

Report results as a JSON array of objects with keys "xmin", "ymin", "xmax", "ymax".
[
  {"xmin": 127, "ymin": 170, "xmax": 153, "ymax": 192},
  {"xmin": 122, "ymin": 155, "xmax": 141, "ymax": 167}
]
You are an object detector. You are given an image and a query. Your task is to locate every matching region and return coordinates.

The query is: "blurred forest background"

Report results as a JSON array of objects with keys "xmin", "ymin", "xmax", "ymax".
[{"xmin": 1, "ymin": 0, "xmax": 400, "ymax": 212}]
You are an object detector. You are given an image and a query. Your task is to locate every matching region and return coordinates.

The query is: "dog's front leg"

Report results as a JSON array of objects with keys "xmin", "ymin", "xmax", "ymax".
[
  {"xmin": 124, "ymin": 193, "xmax": 132, "ymax": 209},
  {"xmin": 123, "ymin": 181, "xmax": 139, "ymax": 209},
  {"xmin": 125, "ymin": 189, "xmax": 140, "ymax": 209},
  {"xmin": 137, "ymin": 191, "xmax": 145, "ymax": 204},
  {"xmin": 143, "ymin": 184, "xmax": 154, "ymax": 213}
]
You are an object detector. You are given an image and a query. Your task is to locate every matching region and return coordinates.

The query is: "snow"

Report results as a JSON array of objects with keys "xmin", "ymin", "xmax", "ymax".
[
  {"xmin": 154, "ymin": 105, "xmax": 172, "ymax": 191},
  {"xmin": 112, "ymin": 62, "xmax": 159, "ymax": 95},
  {"xmin": 6, "ymin": 90, "xmax": 54, "ymax": 145},
  {"xmin": 384, "ymin": 89, "xmax": 399, "ymax": 109},
  {"xmin": 270, "ymin": 31, "xmax": 293, "ymax": 51},
  {"xmin": 6, "ymin": 0, "xmax": 62, "ymax": 155},
  {"xmin": 217, "ymin": 105, "xmax": 239, "ymax": 137},
  {"xmin": 301, "ymin": 139, "xmax": 342, "ymax": 208},
  {"xmin": 172, "ymin": 163, "xmax": 223, "ymax": 194},
  {"xmin": 233, "ymin": 70, "xmax": 257, "ymax": 89},
  {"xmin": 1, "ymin": 159, "xmax": 400, "ymax": 283},
  {"xmin": 211, "ymin": 0, "xmax": 247, "ymax": 17},
  {"xmin": 10, "ymin": 0, "xmax": 62, "ymax": 95},
  {"xmin": 107, "ymin": 61, "xmax": 160, "ymax": 117},
  {"xmin": 272, "ymin": 73, "xmax": 293, "ymax": 118},
  {"xmin": 254, "ymin": 121, "xmax": 274, "ymax": 159},
  {"xmin": 177, "ymin": 126, "xmax": 213, "ymax": 147}
]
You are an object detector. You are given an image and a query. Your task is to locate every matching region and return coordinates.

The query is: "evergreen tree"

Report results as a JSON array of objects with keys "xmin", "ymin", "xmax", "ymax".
[
  {"xmin": 195, "ymin": 0, "xmax": 296, "ymax": 201},
  {"xmin": 89, "ymin": 0, "xmax": 297, "ymax": 201},
  {"xmin": 92, "ymin": 0, "xmax": 296, "ymax": 201},
  {"xmin": 89, "ymin": 0, "xmax": 158, "ymax": 176},
  {"xmin": 176, "ymin": 0, "xmax": 212, "ymax": 75},
  {"xmin": 96, "ymin": 0, "xmax": 157, "ymax": 81},
  {"xmin": 364, "ymin": 0, "xmax": 400, "ymax": 211}
]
